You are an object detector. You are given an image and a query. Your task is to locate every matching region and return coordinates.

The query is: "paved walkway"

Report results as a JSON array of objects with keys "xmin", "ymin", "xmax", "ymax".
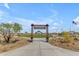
[{"xmin": 0, "ymin": 38, "xmax": 79, "ymax": 56}]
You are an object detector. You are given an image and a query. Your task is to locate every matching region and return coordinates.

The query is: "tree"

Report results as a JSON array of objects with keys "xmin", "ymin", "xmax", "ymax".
[
  {"xmin": 0, "ymin": 23, "xmax": 22, "ymax": 43},
  {"xmin": 13, "ymin": 23, "xmax": 22, "ymax": 33}
]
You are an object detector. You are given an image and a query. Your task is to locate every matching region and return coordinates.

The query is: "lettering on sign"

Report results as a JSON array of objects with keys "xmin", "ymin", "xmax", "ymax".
[{"xmin": 34, "ymin": 26, "xmax": 46, "ymax": 29}]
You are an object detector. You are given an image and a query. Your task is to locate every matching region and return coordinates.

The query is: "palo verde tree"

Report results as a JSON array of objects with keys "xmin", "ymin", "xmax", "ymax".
[{"xmin": 0, "ymin": 22, "xmax": 22, "ymax": 43}]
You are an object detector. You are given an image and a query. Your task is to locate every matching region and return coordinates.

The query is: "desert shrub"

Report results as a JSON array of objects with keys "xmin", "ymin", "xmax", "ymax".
[{"xmin": 61, "ymin": 32, "xmax": 74, "ymax": 42}]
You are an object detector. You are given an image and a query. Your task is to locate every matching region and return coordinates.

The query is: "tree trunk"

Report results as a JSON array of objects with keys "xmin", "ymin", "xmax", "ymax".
[
  {"xmin": 2, "ymin": 29, "xmax": 11, "ymax": 43},
  {"xmin": 6, "ymin": 36, "xmax": 10, "ymax": 43},
  {"xmin": 3, "ymin": 35, "xmax": 9, "ymax": 43}
]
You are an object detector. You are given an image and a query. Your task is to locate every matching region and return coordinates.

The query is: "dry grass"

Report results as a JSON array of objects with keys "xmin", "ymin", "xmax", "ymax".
[
  {"xmin": 0, "ymin": 37, "xmax": 29, "ymax": 53},
  {"xmin": 49, "ymin": 37, "xmax": 79, "ymax": 52}
]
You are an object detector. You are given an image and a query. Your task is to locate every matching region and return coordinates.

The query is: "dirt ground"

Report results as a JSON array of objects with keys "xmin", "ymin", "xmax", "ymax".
[
  {"xmin": 0, "ymin": 37, "xmax": 29, "ymax": 53},
  {"xmin": 49, "ymin": 37, "xmax": 79, "ymax": 52}
]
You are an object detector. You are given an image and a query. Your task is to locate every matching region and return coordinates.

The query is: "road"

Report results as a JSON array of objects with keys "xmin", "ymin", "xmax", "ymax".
[{"xmin": 0, "ymin": 38, "xmax": 79, "ymax": 56}]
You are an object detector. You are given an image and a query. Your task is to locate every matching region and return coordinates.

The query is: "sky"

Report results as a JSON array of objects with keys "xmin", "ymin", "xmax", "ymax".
[{"xmin": 0, "ymin": 3, "xmax": 79, "ymax": 33}]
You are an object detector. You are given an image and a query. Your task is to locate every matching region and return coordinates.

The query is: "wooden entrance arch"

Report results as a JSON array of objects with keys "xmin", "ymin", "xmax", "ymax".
[{"xmin": 31, "ymin": 24, "xmax": 49, "ymax": 42}]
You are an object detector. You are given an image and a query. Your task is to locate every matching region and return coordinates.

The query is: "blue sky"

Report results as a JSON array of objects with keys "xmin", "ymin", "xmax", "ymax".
[{"xmin": 0, "ymin": 3, "xmax": 79, "ymax": 33}]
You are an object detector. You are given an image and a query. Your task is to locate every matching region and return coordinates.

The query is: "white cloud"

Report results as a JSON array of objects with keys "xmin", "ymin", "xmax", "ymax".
[
  {"xmin": 0, "ymin": 7, "xmax": 64, "ymax": 33},
  {"xmin": 53, "ymin": 22, "xmax": 59, "ymax": 26},
  {"xmin": 4, "ymin": 3, "xmax": 10, "ymax": 9},
  {"xmin": 50, "ymin": 9, "xmax": 58, "ymax": 18},
  {"xmin": 36, "ymin": 15, "xmax": 63, "ymax": 32},
  {"xmin": 0, "ymin": 10, "xmax": 4, "ymax": 17},
  {"xmin": 51, "ymin": 27, "xmax": 57, "ymax": 30},
  {"xmin": 14, "ymin": 18, "xmax": 36, "ymax": 27},
  {"xmin": 0, "ymin": 10, "xmax": 53, "ymax": 32}
]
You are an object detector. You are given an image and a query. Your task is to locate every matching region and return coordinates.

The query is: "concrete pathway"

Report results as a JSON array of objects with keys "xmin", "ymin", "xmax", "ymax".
[{"xmin": 0, "ymin": 38, "xmax": 79, "ymax": 56}]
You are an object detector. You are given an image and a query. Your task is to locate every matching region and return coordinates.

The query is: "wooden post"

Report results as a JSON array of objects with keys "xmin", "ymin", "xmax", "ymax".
[
  {"xmin": 46, "ymin": 24, "xmax": 49, "ymax": 42},
  {"xmin": 31, "ymin": 24, "xmax": 34, "ymax": 42}
]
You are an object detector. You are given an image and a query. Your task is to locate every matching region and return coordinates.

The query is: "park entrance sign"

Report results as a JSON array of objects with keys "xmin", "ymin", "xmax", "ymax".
[{"xmin": 31, "ymin": 24, "xmax": 49, "ymax": 42}]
